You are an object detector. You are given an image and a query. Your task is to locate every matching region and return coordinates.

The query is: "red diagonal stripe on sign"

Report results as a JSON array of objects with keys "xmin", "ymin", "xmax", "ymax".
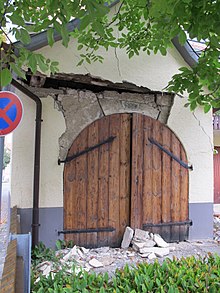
[
  {"xmin": 0, "ymin": 109, "xmax": 13, "ymax": 125},
  {"xmin": 3, "ymin": 100, "xmax": 15, "ymax": 113}
]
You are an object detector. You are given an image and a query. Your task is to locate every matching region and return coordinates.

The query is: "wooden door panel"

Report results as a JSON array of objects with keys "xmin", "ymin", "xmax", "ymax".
[
  {"xmin": 131, "ymin": 114, "xmax": 189, "ymax": 242},
  {"xmin": 64, "ymin": 114, "xmax": 131, "ymax": 247}
]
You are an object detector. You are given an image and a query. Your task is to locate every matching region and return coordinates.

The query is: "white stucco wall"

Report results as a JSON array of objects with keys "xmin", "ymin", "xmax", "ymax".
[
  {"xmin": 10, "ymin": 38, "xmax": 213, "ymax": 209},
  {"xmin": 11, "ymin": 90, "xmax": 65, "ymax": 208},
  {"xmin": 11, "ymin": 89, "xmax": 35, "ymax": 208}
]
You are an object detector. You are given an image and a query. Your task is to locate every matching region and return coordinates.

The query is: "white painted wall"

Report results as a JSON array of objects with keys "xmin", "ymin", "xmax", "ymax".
[
  {"xmin": 11, "ymin": 90, "xmax": 65, "ymax": 208},
  {"xmin": 10, "ymin": 38, "xmax": 213, "ymax": 208}
]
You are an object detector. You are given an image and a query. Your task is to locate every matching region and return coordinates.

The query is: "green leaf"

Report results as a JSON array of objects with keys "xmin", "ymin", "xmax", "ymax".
[
  {"xmin": 28, "ymin": 54, "xmax": 37, "ymax": 73},
  {"xmin": 10, "ymin": 63, "xmax": 26, "ymax": 79},
  {"xmin": 35, "ymin": 55, "xmax": 49, "ymax": 72},
  {"xmin": 79, "ymin": 15, "xmax": 91, "ymax": 31},
  {"xmin": 47, "ymin": 28, "xmax": 55, "ymax": 47},
  {"xmin": 204, "ymin": 104, "xmax": 211, "ymax": 113},
  {"xmin": 9, "ymin": 13, "xmax": 25, "ymax": 26},
  {"xmin": 92, "ymin": 22, "xmax": 105, "ymax": 37},
  {"xmin": 178, "ymin": 30, "xmax": 187, "ymax": 45},
  {"xmin": 77, "ymin": 59, "xmax": 84, "ymax": 66},
  {"xmin": 159, "ymin": 46, "xmax": 167, "ymax": 56},
  {"xmin": 18, "ymin": 29, "xmax": 31, "ymax": 45},
  {"xmin": 0, "ymin": 68, "xmax": 12, "ymax": 87},
  {"xmin": 190, "ymin": 101, "xmax": 197, "ymax": 111}
]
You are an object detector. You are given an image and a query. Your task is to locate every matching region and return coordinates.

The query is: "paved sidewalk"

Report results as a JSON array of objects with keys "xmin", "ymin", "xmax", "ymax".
[{"xmin": 0, "ymin": 183, "xmax": 10, "ymax": 279}]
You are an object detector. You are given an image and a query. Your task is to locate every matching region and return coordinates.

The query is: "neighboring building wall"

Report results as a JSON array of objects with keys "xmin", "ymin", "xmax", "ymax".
[
  {"xmin": 214, "ymin": 130, "xmax": 220, "ymax": 146},
  {"xmin": 11, "ymin": 40, "xmax": 213, "ymax": 246}
]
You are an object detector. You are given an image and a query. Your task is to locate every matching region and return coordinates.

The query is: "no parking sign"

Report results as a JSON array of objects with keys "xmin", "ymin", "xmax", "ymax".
[{"xmin": 0, "ymin": 91, "xmax": 23, "ymax": 136}]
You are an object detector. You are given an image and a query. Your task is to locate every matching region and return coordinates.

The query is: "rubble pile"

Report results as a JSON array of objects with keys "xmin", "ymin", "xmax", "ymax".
[
  {"xmin": 214, "ymin": 216, "xmax": 220, "ymax": 242},
  {"xmin": 121, "ymin": 227, "xmax": 175, "ymax": 259},
  {"xmin": 34, "ymin": 227, "xmax": 176, "ymax": 280},
  {"xmin": 34, "ymin": 224, "xmax": 220, "ymax": 281}
]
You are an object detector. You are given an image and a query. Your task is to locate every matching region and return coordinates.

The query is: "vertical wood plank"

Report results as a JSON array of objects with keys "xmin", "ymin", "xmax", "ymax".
[
  {"xmin": 171, "ymin": 133, "xmax": 181, "ymax": 241},
  {"xmin": 119, "ymin": 114, "xmax": 131, "ymax": 242},
  {"xmin": 98, "ymin": 116, "xmax": 110, "ymax": 247},
  {"xmin": 64, "ymin": 135, "xmax": 78, "ymax": 243},
  {"xmin": 152, "ymin": 120, "xmax": 162, "ymax": 235},
  {"xmin": 108, "ymin": 114, "xmax": 120, "ymax": 247},
  {"xmin": 75, "ymin": 128, "xmax": 88, "ymax": 246},
  {"xmin": 130, "ymin": 113, "xmax": 144, "ymax": 228},
  {"xmin": 142, "ymin": 116, "xmax": 153, "ymax": 232},
  {"xmin": 86, "ymin": 121, "xmax": 99, "ymax": 247},
  {"xmin": 161, "ymin": 125, "xmax": 172, "ymax": 241},
  {"xmin": 214, "ymin": 147, "xmax": 220, "ymax": 203},
  {"xmin": 179, "ymin": 146, "xmax": 189, "ymax": 241}
]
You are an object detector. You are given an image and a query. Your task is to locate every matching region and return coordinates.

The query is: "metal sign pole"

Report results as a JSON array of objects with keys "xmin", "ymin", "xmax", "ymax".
[{"xmin": 0, "ymin": 136, "xmax": 4, "ymax": 221}]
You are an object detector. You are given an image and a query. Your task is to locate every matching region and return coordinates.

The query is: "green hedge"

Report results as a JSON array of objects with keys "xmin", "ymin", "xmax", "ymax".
[{"xmin": 32, "ymin": 254, "xmax": 220, "ymax": 292}]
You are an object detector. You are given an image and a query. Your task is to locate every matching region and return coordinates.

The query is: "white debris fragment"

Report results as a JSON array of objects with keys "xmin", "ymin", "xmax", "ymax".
[
  {"xmin": 80, "ymin": 247, "xmax": 90, "ymax": 254},
  {"xmin": 139, "ymin": 247, "xmax": 170, "ymax": 256},
  {"xmin": 42, "ymin": 264, "xmax": 53, "ymax": 276},
  {"xmin": 148, "ymin": 252, "xmax": 157, "ymax": 260},
  {"xmin": 139, "ymin": 253, "xmax": 150, "ymax": 258},
  {"xmin": 153, "ymin": 234, "xmax": 169, "ymax": 248},
  {"xmin": 121, "ymin": 227, "xmax": 134, "ymax": 249},
  {"xmin": 134, "ymin": 229, "xmax": 150, "ymax": 241},
  {"xmin": 100, "ymin": 256, "xmax": 115, "ymax": 266},
  {"xmin": 89, "ymin": 258, "xmax": 104, "ymax": 268}
]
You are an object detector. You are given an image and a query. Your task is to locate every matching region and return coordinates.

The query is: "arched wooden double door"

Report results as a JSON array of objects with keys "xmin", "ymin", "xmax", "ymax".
[{"xmin": 64, "ymin": 114, "xmax": 189, "ymax": 247}]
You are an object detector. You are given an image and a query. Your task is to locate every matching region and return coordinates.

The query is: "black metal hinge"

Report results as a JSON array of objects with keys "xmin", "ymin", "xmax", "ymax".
[
  {"xmin": 58, "ymin": 227, "xmax": 116, "ymax": 235},
  {"xmin": 58, "ymin": 136, "xmax": 116, "ymax": 165},
  {"xmin": 143, "ymin": 220, "xmax": 193, "ymax": 228},
  {"xmin": 148, "ymin": 137, "xmax": 193, "ymax": 170}
]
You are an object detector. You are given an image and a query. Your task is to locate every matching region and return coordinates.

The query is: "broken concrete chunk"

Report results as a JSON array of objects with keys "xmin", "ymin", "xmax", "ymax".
[
  {"xmin": 121, "ymin": 227, "xmax": 134, "ymax": 249},
  {"xmin": 80, "ymin": 247, "xmax": 90, "ymax": 254},
  {"xmin": 89, "ymin": 258, "xmax": 104, "ymax": 268},
  {"xmin": 132, "ymin": 239, "xmax": 155, "ymax": 251},
  {"xmin": 42, "ymin": 264, "xmax": 52, "ymax": 276},
  {"xmin": 148, "ymin": 252, "xmax": 157, "ymax": 260},
  {"xmin": 100, "ymin": 256, "xmax": 115, "ymax": 266},
  {"xmin": 153, "ymin": 234, "xmax": 169, "ymax": 248},
  {"xmin": 36, "ymin": 261, "xmax": 52, "ymax": 271},
  {"xmin": 139, "ymin": 253, "xmax": 150, "ymax": 258},
  {"xmin": 154, "ymin": 248, "xmax": 170, "ymax": 257},
  {"xmin": 139, "ymin": 247, "xmax": 170, "ymax": 255},
  {"xmin": 134, "ymin": 229, "xmax": 150, "ymax": 241}
]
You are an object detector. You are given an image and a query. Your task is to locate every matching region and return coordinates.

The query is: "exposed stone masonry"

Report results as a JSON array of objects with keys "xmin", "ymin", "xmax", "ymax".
[{"xmin": 53, "ymin": 89, "xmax": 174, "ymax": 160}]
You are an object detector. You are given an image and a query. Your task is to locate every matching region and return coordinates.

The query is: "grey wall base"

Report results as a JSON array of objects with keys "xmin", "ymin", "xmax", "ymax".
[
  {"xmin": 17, "ymin": 207, "xmax": 63, "ymax": 248},
  {"xmin": 18, "ymin": 202, "xmax": 213, "ymax": 248},
  {"xmin": 189, "ymin": 202, "xmax": 213, "ymax": 240}
]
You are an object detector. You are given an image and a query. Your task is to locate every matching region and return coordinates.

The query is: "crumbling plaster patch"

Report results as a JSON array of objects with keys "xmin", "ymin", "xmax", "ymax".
[{"xmin": 54, "ymin": 89, "xmax": 174, "ymax": 160}]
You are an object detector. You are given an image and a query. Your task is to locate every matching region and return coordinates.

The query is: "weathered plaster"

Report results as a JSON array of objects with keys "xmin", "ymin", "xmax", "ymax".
[{"xmin": 54, "ymin": 89, "xmax": 174, "ymax": 160}]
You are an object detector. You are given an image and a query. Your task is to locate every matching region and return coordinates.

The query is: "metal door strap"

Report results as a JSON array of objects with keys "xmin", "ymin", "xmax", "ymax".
[
  {"xmin": 58, "ymin": 136, "xmax": 116, "ymax": 164},
  {"xmin": 148, "ymin": 137, "xmax": 193, "ymax": 170}
]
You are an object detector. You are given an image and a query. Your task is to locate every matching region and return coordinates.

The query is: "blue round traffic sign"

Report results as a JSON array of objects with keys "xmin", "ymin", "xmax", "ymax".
[{"xmin": 0, "ymin": 91, "xmax": 23, "ymax": 136}]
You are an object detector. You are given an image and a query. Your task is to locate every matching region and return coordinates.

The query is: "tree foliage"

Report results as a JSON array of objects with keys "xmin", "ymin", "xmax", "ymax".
[
  {"xmin": 0, "ymin": 0, "xmax": 219, "ymax": 111},
  {"xmin": 3, "ymin": 146, "xmax": 10, "ymax": 170}
]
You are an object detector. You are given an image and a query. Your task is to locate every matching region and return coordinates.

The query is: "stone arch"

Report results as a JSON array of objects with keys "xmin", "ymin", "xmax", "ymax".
[{"xmin": 56, "ymin": 89, "xmax": 174, "ymax": 160}]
